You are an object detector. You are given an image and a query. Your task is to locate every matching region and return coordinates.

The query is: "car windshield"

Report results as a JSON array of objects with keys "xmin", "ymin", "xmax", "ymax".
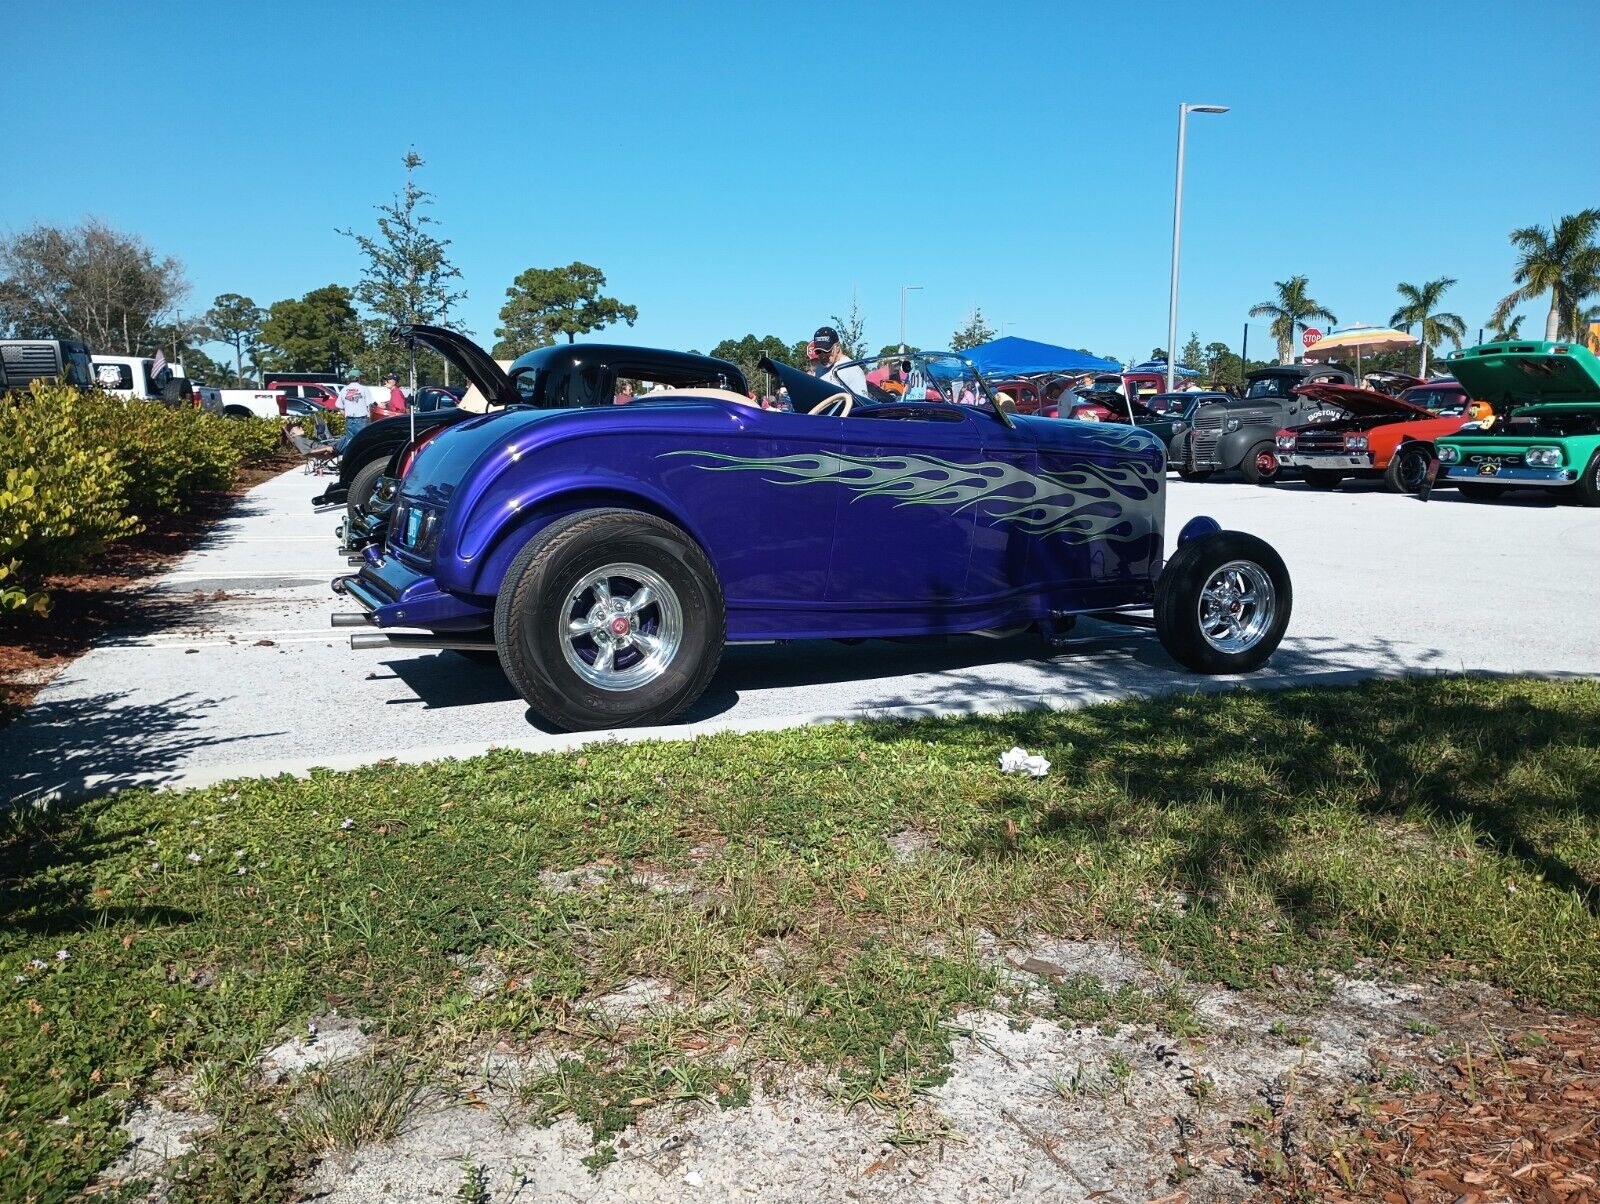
[
  {"xmin": 1401, "ymin": 386, "xmax": 1468, "ymax": 415},
  {"xmin": 838, "ymin": 352, "xmax": 999, "ymax": 408},
  {"xmin": 1245, "ymin": 376, "xmax": 1295, "ymax": 400}
]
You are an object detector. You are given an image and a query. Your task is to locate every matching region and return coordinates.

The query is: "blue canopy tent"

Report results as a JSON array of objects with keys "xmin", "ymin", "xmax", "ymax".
[
  {"xmin": 1127, "ymin": 359, "xmax": 1200, "ymax": 378},
  {"xmin": 957, "ymin": 336, "xmax": 1121, "ymax": 377}
]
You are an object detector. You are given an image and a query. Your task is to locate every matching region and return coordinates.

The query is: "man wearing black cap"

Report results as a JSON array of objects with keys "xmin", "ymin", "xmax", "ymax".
[{"xmin": 809, "ymin": 326, "xmax": 869, "ymax": 400}]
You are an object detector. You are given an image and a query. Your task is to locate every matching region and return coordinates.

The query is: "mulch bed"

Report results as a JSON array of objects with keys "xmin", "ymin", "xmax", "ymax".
[
  {"xmin": 1261, "ymin": 1016, "xmax": 1600, "ymax": 1202},
  {"xmin": 0, "ymin": 457, "xmax": 300, "ymax": 720}
]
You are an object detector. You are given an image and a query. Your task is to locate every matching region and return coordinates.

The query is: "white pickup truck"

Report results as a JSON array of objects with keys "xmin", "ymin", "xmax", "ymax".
[
  {"xmin": 215, "ymin": 388, "xmax": 286, "ymax": 419},
  {"xmin": 93, "ymin": 355, "xmax": 225, "ymax": 415}
]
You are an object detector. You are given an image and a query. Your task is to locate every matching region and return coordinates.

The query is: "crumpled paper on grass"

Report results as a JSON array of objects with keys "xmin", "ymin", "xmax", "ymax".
[{"xmin": 998, "ymin": 746, "xmax": 1050, "ymax": 777}]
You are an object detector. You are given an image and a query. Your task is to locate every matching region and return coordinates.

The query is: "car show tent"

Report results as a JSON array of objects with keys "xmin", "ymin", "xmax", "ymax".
[{"xmin": 957, "ymin": 337, "xmax": 1121, "ymax": 377}]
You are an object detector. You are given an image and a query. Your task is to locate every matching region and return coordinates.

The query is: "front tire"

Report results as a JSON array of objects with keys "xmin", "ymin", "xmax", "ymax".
[
  {"xmin": 1577, "ymin": 451, "xmax": 1600, "ymax": 507},
  {"xmin": 1384, "ymin": 442, "xmax": 1433, "ymax": 494},
  {"xmin": 1177, "ymin": 468, "xmax": 1214, "ymax": 483},
  {"xmin": 493, "ymin": 509, "xmax": 725, "ymax": 731},
  {"xmin": 1155, "ymin": 531, "xmax": 1291, "ymax": 674},
  {"xmin": 1241, "ymin": 441, "xmax": 1280, "ymax": 485},
  {"xmin": 1300, "ymin": 469, "xmax": 1343, "ymax": 490}
]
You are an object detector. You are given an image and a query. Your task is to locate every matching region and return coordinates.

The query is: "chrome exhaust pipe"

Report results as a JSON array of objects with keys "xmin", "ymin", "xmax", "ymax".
[
  {"xmin": 330, "ymin": 612, "xmax": 372, "ymax": 628},
  {"xmin": 349, "ymin": 632, "xmax": 496, "ymax": 652}
]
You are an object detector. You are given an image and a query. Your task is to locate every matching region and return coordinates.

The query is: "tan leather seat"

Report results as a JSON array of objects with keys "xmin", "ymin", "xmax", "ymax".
[{"xmin": 637, "ymin": 387, "xmax": 761, "ymax": 408}]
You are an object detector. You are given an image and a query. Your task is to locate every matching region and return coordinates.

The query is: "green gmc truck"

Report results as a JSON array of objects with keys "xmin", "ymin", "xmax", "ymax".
[{"xmin": 1436, "ymin": 340, "xmax": 1600, "ymax": 505}]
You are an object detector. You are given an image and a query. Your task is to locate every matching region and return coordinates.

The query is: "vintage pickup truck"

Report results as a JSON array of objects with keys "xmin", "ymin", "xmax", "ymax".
[{"xmin": 1435, "ymin": 340, "xmax": 1600, "ymax": 504}]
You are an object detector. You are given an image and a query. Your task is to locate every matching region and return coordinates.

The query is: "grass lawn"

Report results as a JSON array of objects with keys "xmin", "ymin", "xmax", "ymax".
[{"xmin": 3, "ymin": 675, "xmax": 1598, "ymax": 1200}]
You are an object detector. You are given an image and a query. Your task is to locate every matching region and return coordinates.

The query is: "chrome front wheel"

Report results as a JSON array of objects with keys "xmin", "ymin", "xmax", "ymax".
[{"xmin": 1197, "ymin": 560, "xmax": 1276, "ymax": 654}]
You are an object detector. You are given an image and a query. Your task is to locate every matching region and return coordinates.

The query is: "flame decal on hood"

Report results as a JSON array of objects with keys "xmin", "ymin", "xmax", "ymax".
[{"xmin": 662, "ymin": 442, "xmax": 1160, "ymax": 543}]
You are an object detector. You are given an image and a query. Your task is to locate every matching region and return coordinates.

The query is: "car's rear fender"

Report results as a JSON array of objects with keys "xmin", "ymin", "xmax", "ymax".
[{"xmin": 447, "ymin": 481, "xmax": 714, "ymax": 598}]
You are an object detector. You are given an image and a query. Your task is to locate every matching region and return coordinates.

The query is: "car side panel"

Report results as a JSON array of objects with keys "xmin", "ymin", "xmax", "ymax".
[{"xmin": 1366, "ymin": 415, "xmax": 1468, "ymax": 466}]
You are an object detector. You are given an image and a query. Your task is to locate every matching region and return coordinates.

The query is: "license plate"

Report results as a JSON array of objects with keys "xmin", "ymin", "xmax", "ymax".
[{"xmin": 405, "ymin": 508, "xmax": 423, "ymax": 543}]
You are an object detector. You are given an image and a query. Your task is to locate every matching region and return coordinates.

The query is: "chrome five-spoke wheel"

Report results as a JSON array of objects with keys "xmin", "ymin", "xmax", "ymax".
[
  {"xmin": 560, "ymin": 562, "xmax": 683, "ymax": 691},
  {"xmin": 1197, "ymin": 560, "xmax": 1276, "ymax": 653}
]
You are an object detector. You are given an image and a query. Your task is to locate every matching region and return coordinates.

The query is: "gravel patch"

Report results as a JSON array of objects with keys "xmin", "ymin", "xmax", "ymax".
[{"xmin": 259, "ymin": 1012, "xmax": 371, "ymax": 1083}]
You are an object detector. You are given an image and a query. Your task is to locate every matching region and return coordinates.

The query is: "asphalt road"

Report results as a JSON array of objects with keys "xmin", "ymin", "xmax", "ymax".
[{"xmin": 6, "ymin": 466, "xmax": 1599, "ymax": 803}]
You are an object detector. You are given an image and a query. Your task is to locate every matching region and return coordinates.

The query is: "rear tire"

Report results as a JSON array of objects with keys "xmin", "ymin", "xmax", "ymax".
[
  {"xmin": 345, "ymin": 458, "xmax": 391, "ymax": 529},
  {"xmin": 1155, "ymin": 531, "xmax": 1291, "ymax": 674},
  {"xmin": 1240, "ymin": 441, "xmax": 1280, "ymax": 484},
  {"xmin": 1457, "ymin": 482, "xmax": 1507, "ymax": 501},
  {"xmin": 1300, "ymin": 470, "xmax": 1343, "ymax": 490},
  {"xmin": 1577, "ymin": 451, "xmax": 1600, "ymax": 507},
  {"xmin": 1384, "ymin": 442, "xmax": 1433, "ymax": 494},
  {"xmin": 493, "ymin": 509, "xmax": 725, "ymax": 731}
]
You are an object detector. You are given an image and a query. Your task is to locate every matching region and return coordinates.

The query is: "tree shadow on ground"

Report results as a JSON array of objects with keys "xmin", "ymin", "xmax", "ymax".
[
  {"xmin": 863, "ymin": 674, "xmax": 1600, "ymax": 923},
  {"xmin": 0, "ymin": 691, "xmax": 282, "ymax": 806}
]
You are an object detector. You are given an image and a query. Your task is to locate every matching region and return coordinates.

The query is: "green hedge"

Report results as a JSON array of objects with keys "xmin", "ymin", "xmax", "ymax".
[{"xmin": 0, "ymin": 383, "xmax": 303, "ymax": 612}]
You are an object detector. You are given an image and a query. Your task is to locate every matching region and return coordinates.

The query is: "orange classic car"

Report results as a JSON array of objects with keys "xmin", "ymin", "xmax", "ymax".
[{"xmin": 1273, "ymin": 377, "xmax": 1489, "ymax": 493}]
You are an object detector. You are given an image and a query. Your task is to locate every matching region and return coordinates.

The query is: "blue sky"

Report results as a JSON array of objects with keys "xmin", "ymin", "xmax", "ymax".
[{"xmin": 7, "ymin": 0, "xmax": 1598, "ymax": 364}]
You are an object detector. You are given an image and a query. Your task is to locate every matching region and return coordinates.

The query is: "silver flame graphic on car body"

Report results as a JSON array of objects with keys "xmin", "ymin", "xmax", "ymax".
[{"xmin": 662, "ymin": 435, "xmax": 1161, "ymax": 543}]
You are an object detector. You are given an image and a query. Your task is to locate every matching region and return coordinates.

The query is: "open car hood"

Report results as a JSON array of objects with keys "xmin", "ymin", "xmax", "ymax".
[
  {"xmin": 1445, "ymin": 342, "xmax": 1600, "ymax": 407},
  {"xmin": 1292, "ymin": 382, "xmax": 1434, "ymax": 418},
  {"xmin": 391, "ymin": 325, "xmax": 516, "ymax": 406}
]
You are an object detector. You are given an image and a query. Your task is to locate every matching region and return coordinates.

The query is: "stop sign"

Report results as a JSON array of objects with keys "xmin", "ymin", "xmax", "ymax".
[{"xmin": 1303, "ymin": 328, "xmax": 1323, "ymax": 348}]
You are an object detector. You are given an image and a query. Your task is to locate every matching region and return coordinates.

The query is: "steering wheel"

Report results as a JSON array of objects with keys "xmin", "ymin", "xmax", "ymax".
[{"xmin": 808, "ymin": 391, "xmax": 853, "ymax": 418}]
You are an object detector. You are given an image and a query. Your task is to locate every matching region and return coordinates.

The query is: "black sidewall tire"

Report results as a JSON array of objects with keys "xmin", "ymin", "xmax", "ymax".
[
  {"xmin": 1241, "ymin": 441, "xmax": 1279, "ymax": 485},
  {"xmin": 1155, "ymin": 531, "xmax": 1292, "ymax": 674},
  {"xmin": 1577, "ymin": 452, "xmax": 1600, "ymax": 507},
  {"xmin": 345, "ymin": 458, "xmax": 391, "ymax": 527},
  {"xmin": 493, "ymin": 509, "xmax": 725, "ymax": 731},
  {"xmin": 1384, "ymin": 443, "xmax": 1431, "ymax": 494},
  {"xmin": 1301, "ymin": 470, "xmax": 1343, "ymax": 490},
  {"xmin": 1457, "ymin": 482, "xmax": 1506, "ymax": 501},
  {"xmin": 1177, "ymin": 469, "xmax": 1214, "ymax": 483}
]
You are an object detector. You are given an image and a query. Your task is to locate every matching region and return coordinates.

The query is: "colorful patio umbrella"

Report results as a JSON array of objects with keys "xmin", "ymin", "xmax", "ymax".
[{"xmin": 1301, "ymin": 324, "xmax": 1417, "ymax": 382}]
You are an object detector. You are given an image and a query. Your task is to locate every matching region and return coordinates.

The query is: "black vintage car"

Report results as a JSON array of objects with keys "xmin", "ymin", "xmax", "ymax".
[
  {"xmin": 1172, "ymin": 364, "xmax": 1354, "ymax": 483},
  {"xmin": 322, "ymin": 326, "xmax": 747, "ymax": 552}
]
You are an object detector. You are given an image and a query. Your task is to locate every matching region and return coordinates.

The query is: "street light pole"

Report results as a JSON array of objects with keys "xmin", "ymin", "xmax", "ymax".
[
  {"xmin": 899, "ymin": 285, "xmax": 923, "ymax": 353},
  {"xmin": 1166, "ymin": 102, "xmax": 1229, "ymax": 393}
]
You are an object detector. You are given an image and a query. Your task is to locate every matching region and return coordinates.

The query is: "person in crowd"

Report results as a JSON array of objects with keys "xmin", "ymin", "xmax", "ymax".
[
  {"xmin": 808, "ymin": 326, "xmax": 868, "ymax": 398},
  {"xmin": 614, "ymin": 381, "xmax": 635, "ymax": 405},
  {"xmin": 337, "ymin": 370, "xmax": 377, "ymax": 450},
  {"xmin": 382, "ymin": 373, "xmax": 408, "ymax": 416}
]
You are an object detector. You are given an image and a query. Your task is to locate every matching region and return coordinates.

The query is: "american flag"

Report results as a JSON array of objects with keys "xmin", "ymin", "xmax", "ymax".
[{"xmin": 150, "ymin": 349, "xmax": 168, "ymax": 379}]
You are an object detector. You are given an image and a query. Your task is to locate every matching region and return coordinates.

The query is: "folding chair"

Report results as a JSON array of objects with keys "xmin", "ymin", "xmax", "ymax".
[{"xmin": 284, "ymin": 425, "xmax": 340, "ymax": 475}]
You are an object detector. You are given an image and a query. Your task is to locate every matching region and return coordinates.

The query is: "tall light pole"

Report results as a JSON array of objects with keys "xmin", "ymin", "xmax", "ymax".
[
  {"xmin": 1166, "ymin": 102, "xmax": 1229, "ymax": 393},
  {"xmin": 899, "ymin": 284, "xmax": 923, "ymax": 353}
]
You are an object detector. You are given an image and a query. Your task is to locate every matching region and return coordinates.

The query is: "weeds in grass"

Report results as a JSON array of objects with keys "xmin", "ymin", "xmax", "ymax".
[
  {"xmin": 286, "ymin": 1056, "xmax": 427, "ymax": 1153},
  {"xmin": 3, "ymin": 677, "xmax": 1599, "ymax": 1199}
]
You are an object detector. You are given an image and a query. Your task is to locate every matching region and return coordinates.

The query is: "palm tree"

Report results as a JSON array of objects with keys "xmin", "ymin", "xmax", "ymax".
[
  {"xmin": 1390, "ymin": 277, "xmax": 1467, "ymax": 376},
  {"xmin": 1493, "ymin": 209, "xmax": 1600, "ymax": 341},
  {"xmin": 1248, "ymin": 276, "xmax": 1337, "ymax": 364},
  {"xmin": 1488, "ymin": 312, "xmax": 1525, "ymax": 342}
]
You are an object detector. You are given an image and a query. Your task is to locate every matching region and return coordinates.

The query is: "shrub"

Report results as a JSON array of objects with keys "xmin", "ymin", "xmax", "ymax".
[
  {"xmin": 0, "ymin": 384, "xmax": 138, "ymax": 610},
  {"xmin": 0, "ymin": 385, "xmax": 306, "ymax": 611}
]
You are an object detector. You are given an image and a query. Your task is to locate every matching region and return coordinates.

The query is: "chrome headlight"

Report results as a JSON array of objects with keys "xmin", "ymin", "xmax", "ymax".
[
  {"xmin": 1437, "ymin": 445, "xmax": 1459, "ymax": 464},
  {"xmin": 1275, "ymin": 433, "xmax": 1295, "ymax": 450},
  {"xmin": 1344, "ymin": 434, "xmax": 1368, "ymax": 451},
  {"xmin": 1225, "ymin": 417, "xmax": 1241, "ymax": 432},
  {"xmin": 1525, "ymin": 446, "xmax": 1562, "ymax": 468}
]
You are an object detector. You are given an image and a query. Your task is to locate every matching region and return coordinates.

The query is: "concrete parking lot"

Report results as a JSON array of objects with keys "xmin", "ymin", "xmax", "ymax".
[{"xmin": 6, "ymin": 466, "xmax": 1599, "ymax": 803}]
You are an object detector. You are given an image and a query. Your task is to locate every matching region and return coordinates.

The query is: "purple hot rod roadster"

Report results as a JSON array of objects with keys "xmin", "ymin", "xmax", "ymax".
[{"xmin": 332, "ymin": 345, "xmax": 1292, "ymax": 730}]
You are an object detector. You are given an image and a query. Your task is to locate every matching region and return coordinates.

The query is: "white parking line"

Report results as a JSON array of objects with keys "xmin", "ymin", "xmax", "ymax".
[{"xmin": 106, "ymin": 634, "xmax": 344, "ymax": 650}]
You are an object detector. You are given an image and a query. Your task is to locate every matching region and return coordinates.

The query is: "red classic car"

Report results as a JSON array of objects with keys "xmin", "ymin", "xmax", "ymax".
[{"xmin": 1274, "ymin": 378, "xmax": 1489, "ymax": 493}]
